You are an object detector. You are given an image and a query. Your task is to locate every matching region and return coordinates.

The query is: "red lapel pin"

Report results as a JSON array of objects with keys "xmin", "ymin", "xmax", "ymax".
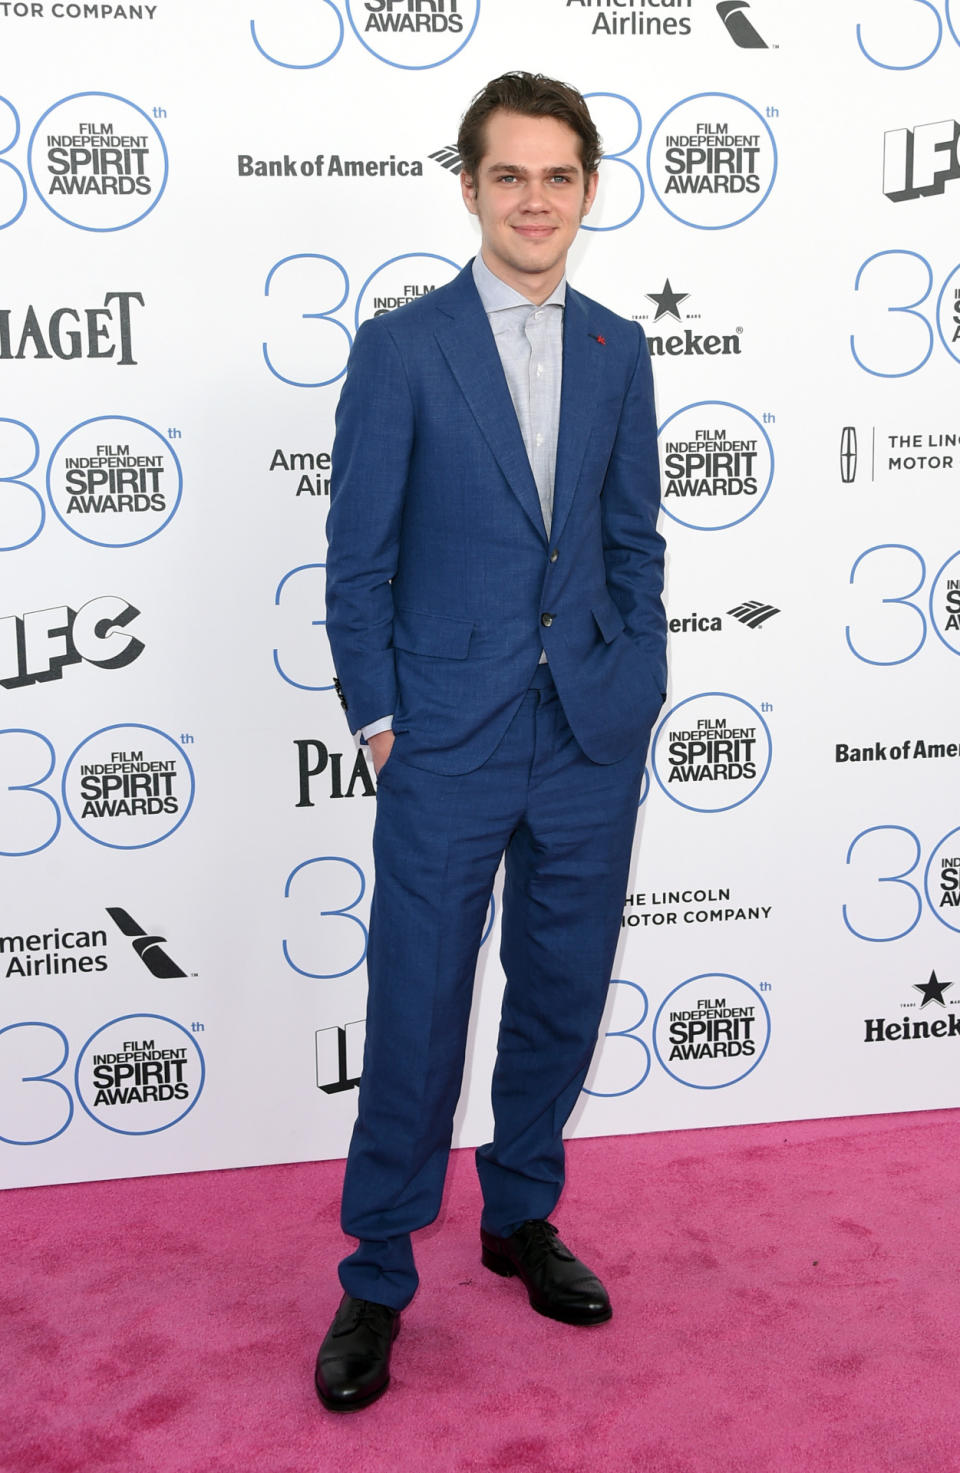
[{"xmin": 589, "ymin": 333, "xmax": 606, "ymax": 346}]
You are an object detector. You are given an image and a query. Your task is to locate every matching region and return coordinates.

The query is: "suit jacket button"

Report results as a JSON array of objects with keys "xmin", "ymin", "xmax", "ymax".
[
  {"xmin": 540, "ymin": 612, "xmax": 554, "ymax": 628},
  {"xmin": 549, "ymin": 548, "xmax": 559, "ymax": 563}
]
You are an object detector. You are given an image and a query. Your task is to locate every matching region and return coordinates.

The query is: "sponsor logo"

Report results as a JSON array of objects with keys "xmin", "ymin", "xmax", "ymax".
[
  {"xmin": 0, "ymin": 923, "xmax": 108, "ymax": 978},
  {"xmin": 316, "ymin": 1020, "xmax": 365, "ymax": 1093},
  {"xmin": 346, "ymin": 0, "xmax": 479, "ymax": 69},
  {"xmin": 637, "ymin": 278, "xmax": 743, "ymax": 358},
  {"xmin": 105, "ymin": 907, "xmax": 186, "ymax": 979},
  {"xmin": 559, "ymin": 0, "xmax": 693, "ymax": 39},
  {"xmin": 0, "ymin": 596, "xmax": 143, "ymax": 688},
  {"xmin": 74, "ymin": 1013, "xmax": 204, "ymax": 1133},
  {"xmin": 622, "ymin": 885, "xmax": 771, "ymax": 929},
  {"xmin": 0, "ymin": 292, "xmax": 143, "ymax": 364},
  {"xmin": 932, "ymin": 555, "xmax": 960, "ymax": 654},
  {"xmin": 658, "ymin": 402, "xmax": 774, "ymax": 530},
  {"xmin": 47, "ymin": 416, "xmax": 182, "ymax": 546},
  {"xmin": 933, "ymin": 851, "xmax": 960, "ymax": 915},
  {"xmin": 652, "ymin": 692, "xmax": 772, "ymax": 812},
  {"xmin": 653, "ymin": 973, "xmax": 771, "ymax": 1088},
  {"xmin": 27, "ymin": 93, "xmax": 167, "ymax": 230},
  {"xmin": 429, "ymin": 143, "xmax": 462, "ymax": 174},
  {"xmin": 839, "ymin": 422, "xmax": 957, "ymax": 483},
  {"xmin": 237, "ymin": 151, "xmax": 423, "ymax": 179},
  {"xmin": 835, "ymin": 737, "xmax": 960, "ymax": 765},
  {"xmin": 271, "ymin": 447, "xmax": 332, "ymax": 498},
  {"xmin": 295, "ymin": 739, "xmax": 376, "ymax": 803},
  {"xmin": 840, "ymin": 425, "xmax": 858, "ymax": 483},
  {"xmin": 354, "ymin": 253, "xmax": 460, "ymax": 325},
  {"xmin": 62, "ymin": 724, "xmax": 195, "ymax": 848},
  {"xmin": 0, "ymin": 3, "xmax": 158, "ymax": 17},
  {"xmin": 883, "ymin": 119, "xmax": 960, "ymax": 202},
  {"xmin": 647, "ymin": 94, "xmax": 777, "ymax": 229},
  {"xmin": 863, "ymin": 970, "xmax": 960, "ymax": 1045},
  {"xmin": 665, "ymin": 601, "xmax": 780, "ymax": 634},
  {"xmin": 716, "ymin": 0, "xmax": 767, "ymax": 48},
  {"xmin": 726, "ymin": 599, "xmax": 779, "ymax": 628}
]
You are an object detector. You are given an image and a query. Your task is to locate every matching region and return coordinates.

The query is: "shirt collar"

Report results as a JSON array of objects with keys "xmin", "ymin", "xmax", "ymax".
[{"xmin": 472, "ymin": 251, "xmax": 566, "ymax": 316}]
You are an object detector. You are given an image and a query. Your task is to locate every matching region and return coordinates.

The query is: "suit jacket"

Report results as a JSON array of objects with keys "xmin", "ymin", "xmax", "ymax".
[{"xmin": 325, "ymin": 261, "xmax": 667, "ymax": 776}]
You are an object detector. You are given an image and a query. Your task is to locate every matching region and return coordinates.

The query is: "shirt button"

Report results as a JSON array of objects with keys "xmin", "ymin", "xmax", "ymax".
[
  {"xmin": 541, "ymin": 612, "xmax": 554, "ymax": 627},
  {"xmin": 535, "ymin": 432, "xmax": 544, "ymax": 448},
  {"xmin": 536, "ymin": 363, "xmax": 544, "ymax": 377},
  {"xmin": 549, "ymin": 548, "xmax": 559, "ymax": 563},
  {"xmin": 534, "ymin": 310, "xmax": 542, "ymax": 320}
]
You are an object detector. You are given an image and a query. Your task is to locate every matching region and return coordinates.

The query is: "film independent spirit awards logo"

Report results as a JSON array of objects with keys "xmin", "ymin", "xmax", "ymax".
[
  {"xmin": 250, "ymin": 0, "xmax": 479, "ymax": 72},
  {"xmin": 61, "ymin": 724, "xmax": 195, "ymax": 848},
  {"xmin": 646, "ymin": 93, "xmax": 776, "ymax": 230},
  {"xmin": 658, "ymin": 401, "xmax": 774, "ymax": 531},
  {"xmin": 27, "ymin": 91, "xmax": 167, "ymax": 231},
  {"xmin": 46, "ymin": 416, "xmax": 183, "ymax": 546},
  {"xmin": 651, "ymin": 693, "xmax": 772, "ymax": 813},
  {"xmin": 74, "ymin": 1013, "xmax": 204, "ymax": 1135}
]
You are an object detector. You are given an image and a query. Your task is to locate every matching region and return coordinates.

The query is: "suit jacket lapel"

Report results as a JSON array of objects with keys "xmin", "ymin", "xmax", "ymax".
[
  {"xmin": 550, "ymin": 286, "xmax": 603, "ymax": 548},
  {"xmin": 433, "ymin": 266, "xmax": 547, "ymax": 542}
]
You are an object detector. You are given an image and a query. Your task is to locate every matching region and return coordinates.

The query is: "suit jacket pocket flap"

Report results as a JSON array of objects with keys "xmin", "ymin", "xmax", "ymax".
[
  {"xmin": 394, "ymin": 608, "xmax": 474, "ymax": 659},
  {"xmin": 592, "ymin": 598, "xmax": 625, "ymax": 644}
]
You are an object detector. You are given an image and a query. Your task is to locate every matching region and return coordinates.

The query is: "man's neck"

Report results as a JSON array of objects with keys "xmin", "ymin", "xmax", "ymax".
[{"xmin": 479, "ymin": 249, "xmax": 564, "ymax": 306}]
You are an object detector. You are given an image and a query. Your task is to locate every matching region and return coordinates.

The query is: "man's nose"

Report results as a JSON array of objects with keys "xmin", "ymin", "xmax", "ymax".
[{"xmin": 520, "ymin": 179, "xmax": 549, "ymax": 210}]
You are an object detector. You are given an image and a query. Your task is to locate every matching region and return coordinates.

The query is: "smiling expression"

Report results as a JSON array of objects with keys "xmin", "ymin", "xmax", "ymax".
[{"xmin": 460, "ymin": 110, "xmax": 598, "ymax": 304}]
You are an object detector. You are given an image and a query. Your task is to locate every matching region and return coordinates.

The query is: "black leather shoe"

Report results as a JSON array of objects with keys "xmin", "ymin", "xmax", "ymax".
[
  {"xmin": 480, "ymin": 1219, "xmax": 612, "ymax": 1325},
  {"xmin": 314, "ymin": 1293, "xmax": 400, "ymax": 1412}
]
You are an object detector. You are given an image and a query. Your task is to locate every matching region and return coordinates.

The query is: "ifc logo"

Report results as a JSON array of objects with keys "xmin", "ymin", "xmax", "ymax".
[{"xmin": 27, "ymin": 92, "xmax": 167, "ymax": 232}]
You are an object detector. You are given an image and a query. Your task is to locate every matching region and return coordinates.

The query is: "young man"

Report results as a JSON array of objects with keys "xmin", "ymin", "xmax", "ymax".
[{"xmin": 318, "ymin": 72, "xmax": 666, "ymax": 1412}]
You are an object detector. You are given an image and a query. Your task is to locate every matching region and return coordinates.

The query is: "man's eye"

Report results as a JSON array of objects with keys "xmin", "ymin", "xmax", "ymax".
[{"xmin": 497, "ymin": 173, "xmax": 517, "ymax": 183}]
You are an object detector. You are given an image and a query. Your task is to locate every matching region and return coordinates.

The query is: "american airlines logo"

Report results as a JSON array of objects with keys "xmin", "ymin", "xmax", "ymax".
[
  {"xmin": 726, "ymin": 600, "xmax": 780, "ymax": 629},
  {"xmin": 106, "ymin": 907, "xmax": 187, "ymax": 979},
  {"xmin": 883, "ymin": 119, "xmax": 960, "ymax": 202},
  {"xmin": 429, "ymin": 144, "xmax": 463, "ymax": 175},
  {"xmin": 716, "ymin": 1, "xmax": 768, "ymax": 48}
]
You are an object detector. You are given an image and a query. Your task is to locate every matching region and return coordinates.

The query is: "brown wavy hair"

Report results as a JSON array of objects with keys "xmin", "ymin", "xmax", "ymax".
[{"xmin": 457, "ymin": 72, "xmax": 603, "ymax": 184}]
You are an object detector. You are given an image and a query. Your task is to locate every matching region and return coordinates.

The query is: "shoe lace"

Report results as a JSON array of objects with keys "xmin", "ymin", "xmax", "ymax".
[
  {"xmin": 339, "ymin": 1297, "xmax": 395, "ymax": 1335},
  {"xmin": 514, "ymin": 1218, "xmax": 561, "ymax": 1269}
]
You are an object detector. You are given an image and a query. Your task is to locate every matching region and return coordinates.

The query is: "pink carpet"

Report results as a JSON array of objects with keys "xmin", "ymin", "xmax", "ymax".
[{"xmin": 4, "ymin": 1110, "xmax": 960, "ymax": 1473}]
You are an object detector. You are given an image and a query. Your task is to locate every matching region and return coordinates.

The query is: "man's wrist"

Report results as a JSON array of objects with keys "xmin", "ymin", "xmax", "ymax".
[{"xmin": 360, "ymin": 716, "xmax": 394, "ymax": 742}]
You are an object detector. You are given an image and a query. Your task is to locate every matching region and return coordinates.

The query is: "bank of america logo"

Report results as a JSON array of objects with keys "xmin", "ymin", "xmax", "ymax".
[
  {"xmin": 717, "ymin": 0, "xmax": 768, "ymax": 47},
  {"xmin": 840, "ymin": 426, "xmax": 858, "ymax": 483},
  {"xmin": 429, "ymin": 144, "xmax": 462, "ymax": 175},
  {"xmin": 727, "ymin": 600, "xmax": 780, "ymax": 628},
  {"xmin": 106, "ymin": 907, "xmax": 187, "ymax": 979}
]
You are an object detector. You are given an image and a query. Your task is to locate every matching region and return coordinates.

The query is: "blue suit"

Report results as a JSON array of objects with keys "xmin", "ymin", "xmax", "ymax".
[{"xmin": 325, "ymin": 261, "xmax": 666, "ymax": 1309}]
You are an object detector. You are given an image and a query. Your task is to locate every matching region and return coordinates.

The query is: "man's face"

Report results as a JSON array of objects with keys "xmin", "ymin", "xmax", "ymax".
[{"xmin": 460, "ymin": 109, "xmax": 598, "ymax": 299}]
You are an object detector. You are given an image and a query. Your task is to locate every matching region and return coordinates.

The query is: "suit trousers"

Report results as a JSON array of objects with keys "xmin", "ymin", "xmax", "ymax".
[{"xmin": 338, "ymin": 666, "xmax": 647, "ymax": 1310}]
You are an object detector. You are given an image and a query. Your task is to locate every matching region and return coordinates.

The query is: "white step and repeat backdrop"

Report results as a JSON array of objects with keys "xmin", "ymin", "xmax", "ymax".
[{"xmin": 1, "ymin": 0, "xmax": 958, "ymax": 1189}]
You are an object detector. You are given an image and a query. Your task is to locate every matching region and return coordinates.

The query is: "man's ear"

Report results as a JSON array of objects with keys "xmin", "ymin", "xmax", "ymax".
[
  {"xmin": 460, "ymin": 171, "xmax": 479, "ymax": 216},
  {"xmin": 581, "ymin": 169, "xmax": 599, "ymax": 220}
]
